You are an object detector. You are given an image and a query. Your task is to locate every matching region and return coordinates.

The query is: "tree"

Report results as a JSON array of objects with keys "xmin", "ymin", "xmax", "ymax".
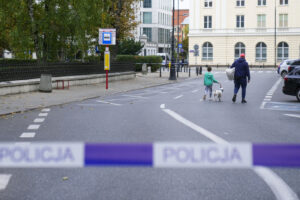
[
  {"xmin": 0, "ymin": 0, "xmax": 140, "ymax": 62},
  {"xmin": 118, "ymin": 38, "xmax": 143, "ymax": 55}
]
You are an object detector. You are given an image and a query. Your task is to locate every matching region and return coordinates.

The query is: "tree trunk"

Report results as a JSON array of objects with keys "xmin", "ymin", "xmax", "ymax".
[{"xmin": 26, "ymin": 0, "xmax": 41, "ymax": 62}]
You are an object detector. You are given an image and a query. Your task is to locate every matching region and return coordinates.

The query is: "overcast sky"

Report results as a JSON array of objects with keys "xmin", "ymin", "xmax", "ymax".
[{"xmin": 175, "ymin": 0, "xmax": 189, "ymax": 9}]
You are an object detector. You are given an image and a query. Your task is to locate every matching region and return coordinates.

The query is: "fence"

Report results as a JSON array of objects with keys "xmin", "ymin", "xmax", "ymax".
[{"xmin": 0, "ymin": 61, "xmax": 134, "ymax": 82}]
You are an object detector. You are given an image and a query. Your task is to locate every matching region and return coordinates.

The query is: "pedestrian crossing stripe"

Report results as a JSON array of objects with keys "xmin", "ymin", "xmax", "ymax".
[{"xmin": 0, "ymin": 143, "xmax": 299, "ymax": 168}]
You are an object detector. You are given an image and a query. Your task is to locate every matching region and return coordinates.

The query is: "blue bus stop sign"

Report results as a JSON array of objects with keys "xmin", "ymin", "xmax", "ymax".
[{"xmin": 178, "ymin": 44, "xmax": 183, "ymax": 48}]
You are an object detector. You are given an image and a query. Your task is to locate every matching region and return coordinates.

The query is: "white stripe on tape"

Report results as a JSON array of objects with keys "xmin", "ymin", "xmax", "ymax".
[
  {"xmin": 154, "ymin": 143, "xmax": 252, "ymax": 168},
  {"xmin": 0, "ymin": 143, "xmax": 84, "ymax": 168}
]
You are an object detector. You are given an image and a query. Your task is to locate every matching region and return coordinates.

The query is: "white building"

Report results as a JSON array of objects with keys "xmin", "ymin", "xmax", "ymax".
[
  {"xmin": 134, "ymin": 0, "xmax": 173, "ymax": 56},
  {"xmin": 189, "ymin": 0, "xmax": 300, "ymax": 67}
]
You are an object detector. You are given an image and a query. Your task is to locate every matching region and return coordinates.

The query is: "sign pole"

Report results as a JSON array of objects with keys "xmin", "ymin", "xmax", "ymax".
[
  {"xmin": 105, "ymin": 45, "xmax": 110, "ymax": 90},
  {"xmin": 99, "ymin": 28, "xmax": 115, "ymax": 90}
]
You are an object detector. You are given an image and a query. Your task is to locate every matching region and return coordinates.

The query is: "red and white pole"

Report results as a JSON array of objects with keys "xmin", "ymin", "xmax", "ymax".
[{"xmin": 104, "ymin": 45, "xmax": 110, "ymax": 90}]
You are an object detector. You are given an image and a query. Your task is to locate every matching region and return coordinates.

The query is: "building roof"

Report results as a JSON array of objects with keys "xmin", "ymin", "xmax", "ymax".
[{"xmin": 181, "ymin": 17, "xmax": 189, "ymax": 25}]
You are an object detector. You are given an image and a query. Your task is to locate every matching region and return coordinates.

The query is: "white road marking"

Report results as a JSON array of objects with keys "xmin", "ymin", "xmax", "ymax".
[
  {"xmin": 0, "ymin": 174, "xmax": 12, "ymax": 190},
  {"xmin": 267, "ymin": 71, "xmax": 273, "ymax": 73},
  {"xmin": 122, "ymin": 94, "xmax": 148, "ymax": 99},
  {"xmin": 160, "ymin": 104, "xmax": 165, "ymax": 109},
  {"xmin": 254, "ymin": 167, "xmax": 299, "ymax": 200},
  {"xmin": 258, "ymin": 71, "xmax": 263, "ymax": 73},
  {"xmin": 265, "ymin": 96, "xmax": 272, "ymax": 99},
  {"xmin": 41, "ymin": 108, "xmax": 50, "ymax": 112},
  {"xmin": 260, "ymin": 78, "xmax": 282, "ymax": 109},
  {"xmin": 34, "ymin": 118, "xmax": 45, "ymax": 123},
  {"xmin": 27, "ymin": 124, "xmax": 40, "ymax": 130},
  {"xmin": 264, "ymin": 99, "xmax": 271, "ymax": 101},
  {"xmin": 174, "ymin": 95, "xmax": 183, "ymax": 100},
  {"xmin": 161, "ymin": 106, "xmax": 298, "ymax": 200},
  {"xmin": 162, "ymin": 108, "xmax": 228, "ymax": 144},
  {"xmin": 284, "ymin": 114, "xmax": 300, "ymax": 119},
  {"xmin": 96, "ymin": 100, "xmax": 121, "ymax": 106},
  {"xmin": 20, "ymin": 132, "xmax": 36, "ymax": 138},
  {"xmin": 192, "ymin": 90, "xmax": 198, "ymax": 93},
  {"xmin": 39, "ymin": 113, "xmax": 48, "ymax": 117}
]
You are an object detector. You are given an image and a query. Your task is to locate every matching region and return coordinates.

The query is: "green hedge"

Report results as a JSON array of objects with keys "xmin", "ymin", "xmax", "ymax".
[
  {"xmin": 115, "ymin": 55, "xmax": 162, "ymax": 72},
  {"xmin": 0, "ymin": 59, "xmax": 37, "ymax": 65}
]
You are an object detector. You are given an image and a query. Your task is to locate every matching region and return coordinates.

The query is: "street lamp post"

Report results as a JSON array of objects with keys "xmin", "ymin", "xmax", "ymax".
[{"xmin": 169, "ymin": 0, "xmax": 177, "ymax": 80}]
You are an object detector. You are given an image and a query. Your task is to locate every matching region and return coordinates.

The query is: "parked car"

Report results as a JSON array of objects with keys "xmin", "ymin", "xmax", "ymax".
[
  {"xmin": 282, "ymin": 67, "xmax": 300, "ymax": 102},
  {"xmin": 278, "ymin": 59, "xmax": 300, "ymax": 78},
  {"xmin": 287, "ymin": 59, "xmax": 300, "ymax": 73},
  {"xmin": 157, "ymin": 53, "xmax": 170, "ymax": 67}
]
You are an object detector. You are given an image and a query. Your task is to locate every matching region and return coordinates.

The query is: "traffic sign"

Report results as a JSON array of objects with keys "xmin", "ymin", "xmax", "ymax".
[
  {"xmin": 178, "ymin": 44, "xmax": 183, "ymax": 48},
  {"xmin": 99, "ymin": 29, "xmax": 116, "ymax": 45}
]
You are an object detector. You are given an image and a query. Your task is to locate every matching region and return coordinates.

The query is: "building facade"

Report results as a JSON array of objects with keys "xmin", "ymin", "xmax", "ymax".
[
  {"xmin": 189, "ymin": 0, "xmax": 300, "ymax": 66},
  {"xmin": 174, "ymin": 9, "xmax": 189, "ymax": 45},
  {"xmin": 134, "ymin": 0, "xmax": 173, "ymax": 56}
]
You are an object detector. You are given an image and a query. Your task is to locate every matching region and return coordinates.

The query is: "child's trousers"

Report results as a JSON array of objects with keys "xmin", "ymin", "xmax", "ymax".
[{"xmin": 205, "ymin": 85, "xmax": 213, "ymax": 98}]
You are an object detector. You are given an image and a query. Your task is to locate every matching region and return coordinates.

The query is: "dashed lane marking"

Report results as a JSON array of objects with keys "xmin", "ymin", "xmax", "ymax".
[
  {"xmin": 34, "ymin": 118, "xmax": 45, "ymax": 123},
  {"xmin": 192, "ymin": 90, "xmax": 199, "ymax": 93},
  {"xmin": 27, "ymin": 125, "xmax": 40, "ymax": 130},
  {"xmin": 174, "ymin": 95, "xmax": 183, "ymax": 100},
  {"xmin": 260, "ymin": 78, "xmax": 282, "ymax": 109},
  {"xmin": 0, "ymin": 174, "xmax": 12, "ymax": 190},
  {"xmin": 20, "ymin": 132, "xmax": 36, "ymax": 138},
  {"xmin": 96, "ymin": 100, "xmax": 121, "ymax": 106},
  {"xmin": 161, "ymin": 105, "xmax": 299, "ymax": 200},
  {"xmin": 39, "ymin": 113, "xmax": 48, "ymax": 117},
  {"xmin": 41, "ymin": 108, "xmax": 50, "ymax": 112},
  {"xmin": 284, "ymin": 114, "xmax": 300, "ymax": 119},
  {"xmin": 160, "ymin": 104, "xmax": 165, "ymax": 109}
]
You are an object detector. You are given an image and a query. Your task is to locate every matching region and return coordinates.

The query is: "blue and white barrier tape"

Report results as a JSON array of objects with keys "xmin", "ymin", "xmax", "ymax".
[{"xmin": 0, "ymin": 143, "xmax": 300, "ymax": 168}]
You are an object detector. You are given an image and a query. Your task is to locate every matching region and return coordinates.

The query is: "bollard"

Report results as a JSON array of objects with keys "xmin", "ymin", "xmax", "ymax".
[
  {"xmin": 39, "ymin": 74, "xmax": 52, "ymax": 92},
  {"xmin": 189, "ymin": 67, "xmax": 191, "ymax": 77},
  {"xmin": 142, "ymin": 63, "xmax": 147, "ymax": 75},
  {"xmin": 160, "ymin": 66, "xmax": 162, "ymax": 77},
  {"xmin": 196, "ymin": 67, "xmax": 199, "ymax": 76},
  {"xmin": 200, "ymin": 66, "xmax": 202, "ymax": 75}
]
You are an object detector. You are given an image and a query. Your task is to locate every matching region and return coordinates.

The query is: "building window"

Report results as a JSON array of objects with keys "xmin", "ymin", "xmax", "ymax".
[
  {"xmin": 279, "ymin": 14, "xmax": 288, "ymax": 27},
  {"xmin": 143, "ymin": 0, "xmax": 152, "ymax": 8},
  {"xmin": 204, "ymin": 0, "xmax": 213, "ymax": 7},
  {"xmin": 143, "ymin": 28, "xmax": 152, "ymax": 42},
  {"xmin": 143, "ymin": 12, "xmax": 152, "ymax": 24},
  {"xmin": 236, "ymin": 0, "xmax": 245, "ymax": 7},
  {"xmin": 202, "ymin": 42, "xmax": 213, "ymax": 60},
  {"xmin": 235, "ymin": 42, "xmax": 245, "ymax": 59},
  {"xmin": 256, "ymin": 42, "xmax": 267, "ymax": 61},
  {"xmin": 277, "ymin": 42, "xmax": 289, "ymax": 61},
  {"xmin": 236, "ymin": 15, "xmax": 245, "ymax": 28},
  {"xmin": 280, "ymin": 0, "xmax": 288, "ymax": 5},
  {"xmin": 258, "ymin": 0, "xmax": 266, "ymax": 6},
  {"xmin": 257, "ymin": 14, "xmax": 266, "ymax": 28},
  {"xmin": 204, "ymin": 16, "xmax": 212, "ymax": 28}
]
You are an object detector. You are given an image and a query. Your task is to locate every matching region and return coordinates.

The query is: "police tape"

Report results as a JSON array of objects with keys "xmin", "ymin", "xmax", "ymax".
[{"xmin": 0, "ymin": 143, "xmax": 300, "ymax": 168}]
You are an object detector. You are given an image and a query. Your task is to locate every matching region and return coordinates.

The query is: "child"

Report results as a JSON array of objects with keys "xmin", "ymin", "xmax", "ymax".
[{"xmin": 203, "ymin": 66, "xmax": 219, "ymax": 100}]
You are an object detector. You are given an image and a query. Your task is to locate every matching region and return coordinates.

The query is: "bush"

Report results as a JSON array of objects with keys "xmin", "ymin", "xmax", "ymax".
[
  {"xmin": 84, "ymin": 55, "xmax": 101, "ymax": 63},
  {"xmin": 0, "ymin": 59, "xmax": 37, "ymax": 65},
  {"xmin": 115, "ymin": 55, "xmax": 162, "ymax": 72}
]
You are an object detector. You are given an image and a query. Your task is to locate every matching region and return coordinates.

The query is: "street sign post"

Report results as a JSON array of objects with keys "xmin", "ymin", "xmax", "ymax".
[{"xmin": 99, "ymin": 29, "xmax": 116, "ymax": 90}]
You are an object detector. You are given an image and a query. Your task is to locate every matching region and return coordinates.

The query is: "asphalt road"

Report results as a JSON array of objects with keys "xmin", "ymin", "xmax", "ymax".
[{"xmin": 0, "ymin": 70, "xmax": 300, "ymax": 200}]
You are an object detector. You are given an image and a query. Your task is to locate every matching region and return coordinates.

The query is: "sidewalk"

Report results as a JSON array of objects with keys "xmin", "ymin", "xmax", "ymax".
[{"xmin": 0, "ymin": 71, "xmax": 202, "ymax": 116}]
